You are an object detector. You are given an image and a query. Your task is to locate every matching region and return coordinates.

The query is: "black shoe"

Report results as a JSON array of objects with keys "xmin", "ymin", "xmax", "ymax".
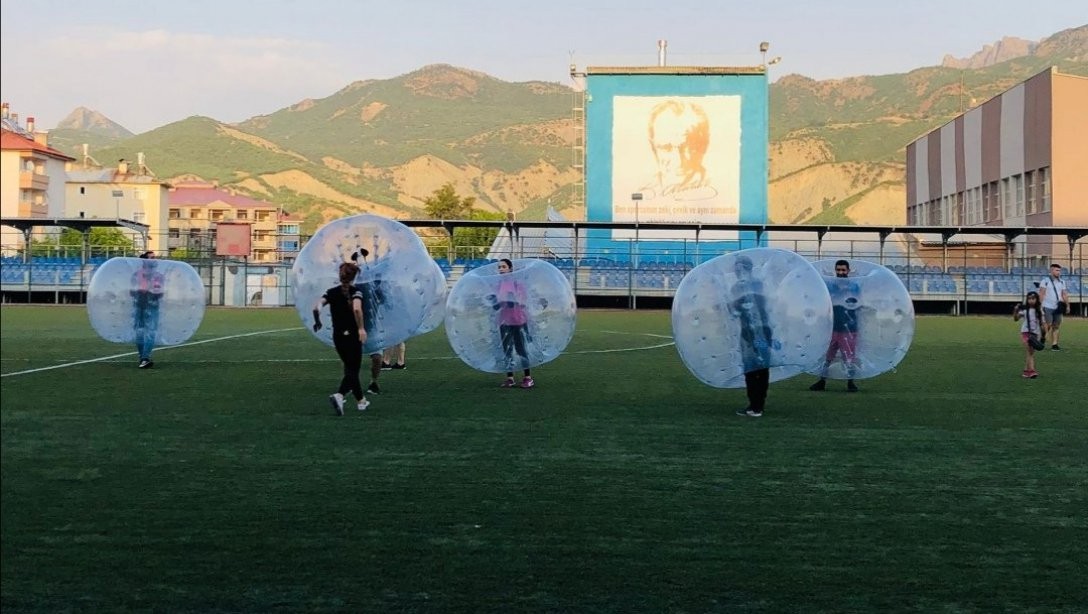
[
  {"xmin": 381, "ymin": 362, "xmax": 393, "ymax": 371},
  {"xmin": 847, "ymin": 380, "xmax": 859, "ymax": 392},
  {"xmin": 366, "ymin": 382, "xmax": 381, "ymax": 395},
  {"xmin": 392, "ymin": 363, "xmax": 406, "ymax": 370},
  {"xmin": 809, "ymin": 379, "xmax": 826, "ymax": 391},
  {"xmin": 1052, "ymin": 345, "xmax": 1062, "ymax": 351},
  {"xmin": 735, "ymin": 407, "xmax": 751, "ymax": 416}
]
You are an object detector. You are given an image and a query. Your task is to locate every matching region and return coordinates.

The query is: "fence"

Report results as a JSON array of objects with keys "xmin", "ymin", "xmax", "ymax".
[{"xmin": 2, "ymin": 224, "xmax": 1085, "ymax": 315}]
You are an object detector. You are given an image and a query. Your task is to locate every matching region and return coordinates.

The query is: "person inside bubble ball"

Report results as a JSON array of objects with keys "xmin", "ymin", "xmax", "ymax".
[
  {"xmin": 131, "ymin": 251, "xmax": 165, "ymax": 369},
  {"xmin": 728, "ymin": 255, "xmax": 775, "ymax": 417},
  {"xmin": 312, "ymin": 261, "xmax": 370, "ymax": 415},
  {"xmin": 810, "ymin": 259, "xmax": 861, "ymax": 392},
  {"xmin": 351, "ymin": 249, "xmax": 387, "ymax": 395},
  {"xmin": 488, "ymin": 258, "xmax": 535, "ymax": 388}
]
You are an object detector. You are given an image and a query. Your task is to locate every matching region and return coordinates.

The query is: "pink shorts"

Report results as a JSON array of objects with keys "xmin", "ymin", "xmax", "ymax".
[
  {"xmin": 1020, "ymin": 332, "xmax": 1034, "ymax": 350},
  {"xmin": 826, "ymin": 332, "xmax": 858, "ymax": 363}
]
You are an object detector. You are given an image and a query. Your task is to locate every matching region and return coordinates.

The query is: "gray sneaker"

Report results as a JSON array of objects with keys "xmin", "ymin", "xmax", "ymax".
[{"xmin": 329, "ymin": 393, "xmax": 345, "ymax": 416}]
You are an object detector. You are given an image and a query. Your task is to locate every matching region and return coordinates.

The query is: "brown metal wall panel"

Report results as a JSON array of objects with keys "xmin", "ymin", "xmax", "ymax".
[
  {"xmin": 1023, "ymin": 69, "xmax": 1052, "ymax": 171},
  {"xmin": 927, "ymin": 129, "xmax": 942, "ymax": 202}
]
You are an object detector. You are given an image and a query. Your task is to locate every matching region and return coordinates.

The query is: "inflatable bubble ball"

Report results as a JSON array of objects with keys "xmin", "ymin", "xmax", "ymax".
[
  {"xmin": 416, "ymin": 259, "xmax": 449, "ymax": 336},
  {"xmin": 87, "ymin": 256, "xmax": 206, "ymax": 347},
  {"xmin": 445, "ymin": 258, "xmax": 576, "ymax": 374},
  {"xmin": 805, "ymin": 258, "xmax": 915, "ymax": 381},
  {"xmin": 292, "ymin": 214, "xmax": 440, "ymax": 354},
  {"xmin": 671, "ymin": 248, "xmax": 833, "ymax": 388}
]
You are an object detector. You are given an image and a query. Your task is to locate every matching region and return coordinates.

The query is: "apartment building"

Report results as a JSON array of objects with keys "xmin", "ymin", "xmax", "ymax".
[
  {"xmin": 905, "ymin": 67, "xmax": 1088, "ymax": 259},
  {"xmin": 0, "ymin": 111, "xmax": 75, "ymax": 252},
  {"xmin": 168, "ymin": 181, "xmax": 300, "ymax": 262}
]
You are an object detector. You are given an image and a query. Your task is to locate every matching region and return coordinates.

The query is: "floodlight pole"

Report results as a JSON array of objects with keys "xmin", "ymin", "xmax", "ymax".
[{"xmin": 631, "ymin": 192, "xmax": 643, "ymax": 310}]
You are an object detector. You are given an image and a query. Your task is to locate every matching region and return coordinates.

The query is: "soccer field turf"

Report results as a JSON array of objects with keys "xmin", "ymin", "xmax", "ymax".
[{"xmin": 2, "ymin": 306, "xmax": 1085, "ymax": 612}]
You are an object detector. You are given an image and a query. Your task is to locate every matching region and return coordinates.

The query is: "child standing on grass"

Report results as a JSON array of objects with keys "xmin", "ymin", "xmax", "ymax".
[{"xmin": 1013, "ymin": 291, "xmax": 1043, "ymax": 379}]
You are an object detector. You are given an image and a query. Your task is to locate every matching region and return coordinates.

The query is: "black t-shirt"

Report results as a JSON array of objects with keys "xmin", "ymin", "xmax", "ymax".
[{"xmin": 323, "ymin": 285, "xmax": 363, "ymax": 334}]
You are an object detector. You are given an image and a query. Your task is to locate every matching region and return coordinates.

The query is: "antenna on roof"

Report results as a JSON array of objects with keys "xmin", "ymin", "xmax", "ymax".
[
  {"xmin": 82, "ymin": 144, "xmax": 101, "ymax": 168},
  {"xmin": 136, "ymin": 152, "xmax": 155, "ymax": 177}
]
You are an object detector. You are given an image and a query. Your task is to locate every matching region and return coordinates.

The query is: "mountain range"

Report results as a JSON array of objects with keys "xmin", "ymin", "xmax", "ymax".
[{"xmin": 44, "ymin": 25, "xmax": 1088, "ymax": 232}]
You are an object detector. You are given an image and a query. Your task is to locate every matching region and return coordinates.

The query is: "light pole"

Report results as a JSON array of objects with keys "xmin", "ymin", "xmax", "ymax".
[
  {"xmin": 111, "ymin": 189, "xmax": 123, "ymax": 219},
  {"xmin": 759, "ymin": 41, "xmax": 769, "ymax": 67},
  {"xmin": 630, "ymin": 192, "xmax": 643, "ymax": 309}
]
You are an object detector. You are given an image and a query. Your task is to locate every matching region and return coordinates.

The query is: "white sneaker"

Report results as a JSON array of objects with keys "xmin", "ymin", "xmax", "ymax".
[
  {"xmin": 329, "ymin": 393, "xmax": 345, "ymax": 416},
  {"xmin": 357, "ymin": 398, "xmax": 370, "ymax": 412}
]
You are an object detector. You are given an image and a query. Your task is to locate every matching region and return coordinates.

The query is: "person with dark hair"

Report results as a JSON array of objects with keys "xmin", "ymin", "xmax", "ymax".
[
  {"xmin": 1014, "ymin": 291, "xmax": 1044, "ymax": 379},
  {"xmin": 1038, "ymin": 263, "xmax": 1070, "ymax": 351},
  {"xmin": 351, "ymin": 248, "xmax": 386, "ymax": 394},
  {"xmin": 313, "ymin": 261, "xmax": 370, "ymax": 415},
  {"xmin": 490, "ymin": 258, "xmax": 534, "ymax": 388},
  {"xmin": 810, "ymin": 259, "xmax": 861, "ymax": 392},
  {"xmin": 132, "ymin": 250, "xmax": 164, "ymax": 368},
  {"xmin": 728, "ymin": 255, "xmax": 774, "ymax": 417}
]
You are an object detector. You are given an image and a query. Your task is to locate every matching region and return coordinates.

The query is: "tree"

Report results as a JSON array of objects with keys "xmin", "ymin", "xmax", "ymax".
[
  {"xmin": 421, "ymin": 183, "xmax": 501, "ymax": 258},
  {"xmin": 424, "ymin": 183, "xmax": 475, "ymax": 220},
  {"xmin": 29, "ymin": 227, "xmax": 135, "ymax": 257}
]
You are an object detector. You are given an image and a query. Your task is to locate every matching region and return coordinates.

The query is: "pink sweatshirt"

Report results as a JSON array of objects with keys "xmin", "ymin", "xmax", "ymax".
[{"xmin": 496, "ymin": 277, "xmax": 528, "ymax": 326}]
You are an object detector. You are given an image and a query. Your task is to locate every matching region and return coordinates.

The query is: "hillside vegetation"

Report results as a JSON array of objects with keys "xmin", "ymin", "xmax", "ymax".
[{"xmin": 56, "ymin": 26, "xmax": 1088, "ymax": 231}]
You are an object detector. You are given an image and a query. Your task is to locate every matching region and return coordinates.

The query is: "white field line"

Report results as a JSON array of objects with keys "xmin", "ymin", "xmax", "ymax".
[
  {"xmin": 2, "ymin": 328, "xmax": 675, "ymax": 376},
  {"xmin": 0, "ymin": 327, "xmax": 301, "ymax": 378}
]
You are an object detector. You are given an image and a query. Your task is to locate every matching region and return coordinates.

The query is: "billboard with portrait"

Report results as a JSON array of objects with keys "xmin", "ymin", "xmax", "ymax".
[{"xmin": 584, "ymin": 68, "xmax": 768, "ymax": 256}]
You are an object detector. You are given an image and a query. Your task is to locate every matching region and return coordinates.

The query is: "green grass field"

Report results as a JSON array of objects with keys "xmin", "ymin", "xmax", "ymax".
[{"xmin": 2, "ymin": 306, "xmax": 1085, "ymax": 613}]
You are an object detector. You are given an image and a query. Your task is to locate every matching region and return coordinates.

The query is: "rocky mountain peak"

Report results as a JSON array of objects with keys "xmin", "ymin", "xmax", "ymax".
[{"xmin": 941, "ymin": 36, "xmax": 1037, "ymax": 69}]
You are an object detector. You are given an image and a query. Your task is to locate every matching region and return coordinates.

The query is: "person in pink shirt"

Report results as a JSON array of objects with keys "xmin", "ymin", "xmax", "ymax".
[
  {"xmin": 490, "ymin": 258, "xmax": 534, "ymax": 388},
  {"xmin": 131, "ymin": 251, "xmax": 165, "ymax": 369}
]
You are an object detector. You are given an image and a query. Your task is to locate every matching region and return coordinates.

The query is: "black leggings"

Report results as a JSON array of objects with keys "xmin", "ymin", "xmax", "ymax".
[
  {"xmin": 500, "ymin": 324, "xmax": 530, "ymax": 374},
  {"xmin": 333, "ymin": 333, "xmax": 363, "ymax": 399},
  {"xmin": 744, "ymin": 368, "xmax": 769, "ymax": 411}
]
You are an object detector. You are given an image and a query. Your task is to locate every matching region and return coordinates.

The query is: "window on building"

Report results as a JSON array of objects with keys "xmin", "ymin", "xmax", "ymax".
[
  {"xmin": 80, "ymin": 187, "xmax": 86, "ymax": 195},
  {"xmin": 1025, "ymin": 170, "xmax": 1036, "ymax": 215},
  {"xmin": 1002, "ymin": 178, "xmax": 1013, "ymax": 220},
  {"xmin": 237, "ymin": 210, "xmax": 249, "ymax": 220},
  {"xmin": 1039, "ymin": 167, "xmax": 1051, "ymax": 212},
  {"xmin": 169, "ymin": 229, "xmax": 180, "ymax": 239},
  {"xmin": 190, "ymin": 209, "xmax": 203, "ymax": 219},
  {"xmin": 169, "ymin": 209, "xmax": 181, "ymax": 219},
  {"xmin": 1013, "ymin": 174, "xmax": 1024, "ymax": 217},
  {"xmin": 970, "ymin": 187, "xmax": 982, "ymax": 225}
]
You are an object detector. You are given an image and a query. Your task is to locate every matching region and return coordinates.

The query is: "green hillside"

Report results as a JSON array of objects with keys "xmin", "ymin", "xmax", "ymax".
[
  {"xmin": 237, "ymin": 65, "xmax": 574, "ymax": 169},
  {"xmin": 62, "ymin": 25, "xmax": 1087, "ymax": 226}
]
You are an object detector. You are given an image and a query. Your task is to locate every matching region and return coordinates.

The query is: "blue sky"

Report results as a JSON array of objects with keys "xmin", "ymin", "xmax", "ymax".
[{"xmin": 1, "ymin": 0, "xmax": 1084, "ymax": 133}]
